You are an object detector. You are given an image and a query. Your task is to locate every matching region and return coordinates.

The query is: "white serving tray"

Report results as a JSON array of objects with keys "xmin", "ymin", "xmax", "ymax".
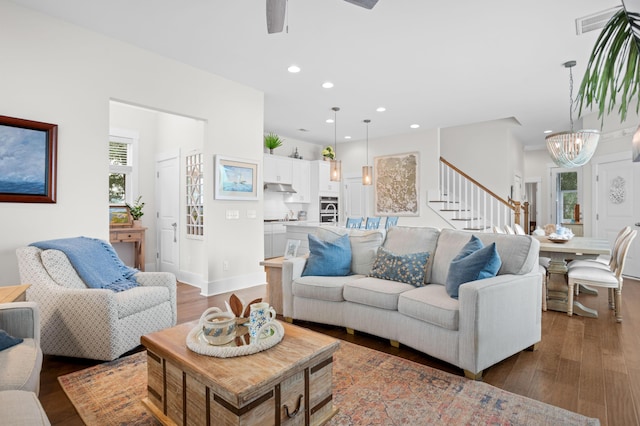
[{"xmin": 186, "ymin": 319, "xmax": 284, "ymax": 358}]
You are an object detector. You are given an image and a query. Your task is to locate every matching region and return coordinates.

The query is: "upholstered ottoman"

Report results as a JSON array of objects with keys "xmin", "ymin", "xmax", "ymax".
[{"xmin": 0, "ymin": 390, "xmax": 50, "ymax": 425}]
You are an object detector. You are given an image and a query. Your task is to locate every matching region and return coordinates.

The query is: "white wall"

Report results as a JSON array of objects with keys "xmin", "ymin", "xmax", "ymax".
[
  {"xmin": 441, "ymin": 118, "xmax": 522, "ymax": 201},
  {"xmin": 0, "ymin": 1, "xmax": 264, "ymax": 294},
  {"xmin": 338, "ymin": 128, "xmax": 449, "ymax": 228}
]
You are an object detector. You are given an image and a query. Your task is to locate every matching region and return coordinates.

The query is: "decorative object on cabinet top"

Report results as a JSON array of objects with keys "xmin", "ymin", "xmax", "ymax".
[{"xmin": 264, "ymin": 132, "xmax": 283, "ymax": 154}]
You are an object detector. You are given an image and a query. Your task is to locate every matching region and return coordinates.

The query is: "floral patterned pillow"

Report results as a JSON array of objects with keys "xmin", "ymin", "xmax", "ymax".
[{"xmin": 369, "ymin": 246, "xmax": 430, "ymax": 286}]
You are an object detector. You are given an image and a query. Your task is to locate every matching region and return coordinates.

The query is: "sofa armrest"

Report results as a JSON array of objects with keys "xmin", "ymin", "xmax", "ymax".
[
  {"xmin": 135, "ymin": 272, "xmax": 177, "ymax": 326},
  {"xmin": 281, "ymin": 257, "xmax": 308, "ymax": 318},
  {"xmin": 0, "ymin": 302, "xmax": 40, "ymax": 345},
  {"xmin": 458, "ymin": 272, "xmax": 542, "ymax": 375}
]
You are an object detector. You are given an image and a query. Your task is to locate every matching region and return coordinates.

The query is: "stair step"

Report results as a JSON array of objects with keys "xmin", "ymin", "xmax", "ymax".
[
  {"xmin": 429, "ymin": 200, "xmax": 459, "ymax": 203},
  {"xmin": 440, "ymin": 209, "xmax": 469, "ymax": 212},
  {"xmin": 464, "ymin": 226, "xmax": 492, "ymax": 231},
  {"xmin": 451, "ymin": 217, "xmax": 480, "ymax": 221}
]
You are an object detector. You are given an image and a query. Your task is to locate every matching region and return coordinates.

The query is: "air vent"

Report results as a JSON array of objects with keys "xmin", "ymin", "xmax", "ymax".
[{"xmin": 576, "ymin": 6, "xmax": 621, "ymax": 35}]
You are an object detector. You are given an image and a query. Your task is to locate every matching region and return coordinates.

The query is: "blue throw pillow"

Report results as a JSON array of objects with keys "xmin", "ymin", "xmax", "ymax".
[
  {"xmin": 0, "ymin": 329, "xmax": 23, "ymax": 352},
  {"xmin": 446, "ymin": 237, "xmax": 502, "ymax": 299},
  {"xmin": 302, "ymin": 233, "xmax": 352, "ymax": 276},
  {"xmin": 369, "ymin": 246, "xmax": 430, "ymax": 286}
]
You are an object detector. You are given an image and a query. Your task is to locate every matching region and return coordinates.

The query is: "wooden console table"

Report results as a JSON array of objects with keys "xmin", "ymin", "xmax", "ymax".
[
  {"xmin": 110, "ymin": 227, "xmax": 147, "ymax": 271},
  {"xmin": 0, "ymin": 284, "xmax": 30, "ymax": 303}
]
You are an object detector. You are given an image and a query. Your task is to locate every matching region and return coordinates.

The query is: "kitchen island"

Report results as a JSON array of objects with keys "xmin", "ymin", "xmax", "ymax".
[{"xmin": 284, "ymin": 221, "xmax": 342, "ymax": 256}]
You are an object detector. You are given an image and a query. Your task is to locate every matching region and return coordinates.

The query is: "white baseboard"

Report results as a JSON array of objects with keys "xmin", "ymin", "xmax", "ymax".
[{"xmin": 203, "ymin": 271, "xmax": 267, "ymax": 297}]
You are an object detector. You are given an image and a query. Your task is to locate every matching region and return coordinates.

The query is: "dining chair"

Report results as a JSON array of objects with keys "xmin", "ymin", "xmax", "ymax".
[
  {"xmin": 567, "ymin": 229, "xmax": 637, "ymax": 322},
  {"xmin": 365, "ymin": 217, "xmax": 381, "ymax": 230},
  {"xmin": 384, "ymin": 216, "xmax": 399, "ymax": 229},
  {"xmin": 492, "ymin": 226, "xmax": 505, "ymax": 234},
  {"xmin": 513, "ymin": 223, "xmax": 527, "ymax": 235},
  {"xmin": 568, "ymin": 226, "xmax": 631, "ymax": 272},
  {"xmin": 346, "ymin": 217, "xmax": 363, "ymax": 229}
]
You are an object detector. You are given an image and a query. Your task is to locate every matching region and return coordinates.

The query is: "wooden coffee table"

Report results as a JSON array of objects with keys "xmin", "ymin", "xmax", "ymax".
[{"xmin": 141, "ymin": 320, "xmax": 340, "ymax": 425}]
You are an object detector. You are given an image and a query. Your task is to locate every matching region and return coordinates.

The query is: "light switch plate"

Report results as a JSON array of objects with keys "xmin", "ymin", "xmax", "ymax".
[
  {"xmin": 226, "ymin": 209, "xmax": 240, "ymax": 220},
  {"xmin": 246, "ymin": 209, "xmax": 257, "ymax": 219}
]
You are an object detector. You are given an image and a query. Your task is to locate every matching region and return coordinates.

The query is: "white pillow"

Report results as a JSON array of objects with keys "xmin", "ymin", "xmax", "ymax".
[{"xmin": 40, "ymin": 249, "xmax": 87, "ymax": 289}]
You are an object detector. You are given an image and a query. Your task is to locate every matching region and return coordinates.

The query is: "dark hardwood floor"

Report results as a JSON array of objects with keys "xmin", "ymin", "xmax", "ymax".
[{"xmin": 39, "ymin": 279, "xmax": 640, "ymax": 425}]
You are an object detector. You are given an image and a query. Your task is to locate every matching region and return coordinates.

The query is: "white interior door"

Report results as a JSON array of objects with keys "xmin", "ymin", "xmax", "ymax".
[
  {"xmin": 595, "ymin": 154, "xmax": 640, "ymax": 278},
  {"xmin": 156, "ymin": 152, "xmax": 180, "ymax": 275}
]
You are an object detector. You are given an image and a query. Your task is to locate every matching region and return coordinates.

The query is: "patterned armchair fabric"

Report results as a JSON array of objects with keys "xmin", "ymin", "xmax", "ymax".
[{"xmin": 16, "ymin": 246, "xmax": 177, "ymax": 361}]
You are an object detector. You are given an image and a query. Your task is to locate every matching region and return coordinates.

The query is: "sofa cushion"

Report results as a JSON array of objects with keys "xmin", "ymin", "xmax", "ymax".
[
  {"xmin": 369, "ymin": 247, "xmax": 429, "ymax": 286},
  {"xmin": 316, "ymin": 227, "xmax": 386, "ymax": 275},
  {"xmin": 40, "ymin": 249, "xmax": 87, "ymax": 289},
  {"xmin": 293, "ymin": 275, "xmax": 365, "ymax": 302},
  {"xmin": 0, "ymin": 330, "xmax": 23, "ymax": 351},
  {"xmin": 382, "ymin": 226, "xmax": 440, "ymax": 283},
  {"xmin": 431, "ymin": 228, "xmax": 539, "ymax": 285},
  {"xmin": 115, "ymin": 286, "xmax": 171, "ymax": 319},
  {"xmin": 398, "ymin": 285, "xmax": 459, "ymax": 331},
  {"xmin": 445, "ymin": 237, "xmax": 501, "ymax": 299},
  {"xmin": 302, "ymin": 233, "xmax": 352, "ymax": 277},
  {"xmin": 0, "ymin": 338, "xmax": 39, "ymax": 392},
  {"xmin": 343, "ymin": 277, "xmax": 415, "ymax": 310}
]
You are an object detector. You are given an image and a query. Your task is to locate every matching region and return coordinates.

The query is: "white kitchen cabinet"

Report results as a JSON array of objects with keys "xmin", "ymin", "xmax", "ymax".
[
  {"xmin": 264, "ymin": 155, "xmax": 292, "ymax": 184},
  {"xmin": 264, "ymin": 223, "xmax": 287, "ymax": 258},
  {"xmin": 285, "ymin": 159, "xmax": 311, "ymax": 203},
  {"xmin": 311, "ymin": 160, "xmax": 339, "ymax": 196}
]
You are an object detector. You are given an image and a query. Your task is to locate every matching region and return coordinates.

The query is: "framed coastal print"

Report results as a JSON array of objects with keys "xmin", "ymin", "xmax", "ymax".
[
  {"xmin": 374, "ymin": 152, "xmax": 419, "ymax": 216},
  {"xmin": 109, "ymin": 205, "xmax": 132, "ymax": 227},
  {"xmin": 214, "ymin": 155, "xmax": 258, "ymax": 200},
  {"xmin": 0, "ymin": 115, "xmax": 57, "ymax": 203},
  {"xmin": 284, "ymin": 239, "xmax": 301, "ymax": 259}
]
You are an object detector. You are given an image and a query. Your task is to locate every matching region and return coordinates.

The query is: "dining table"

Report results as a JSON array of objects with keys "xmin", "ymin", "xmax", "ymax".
[{"xmin": 536, "ymin": 235, "xmax": 611, "ymax": 318}]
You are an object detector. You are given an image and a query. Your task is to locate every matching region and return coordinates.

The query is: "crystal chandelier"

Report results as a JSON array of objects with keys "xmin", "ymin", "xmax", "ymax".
[
  {"xmin": 546, "ymin": 61, "xmax": 600, "ymax": 168},
  {"xmin": 330, "ymin": 107, "xmax": 341, "ymax": 181},
  {"xmin": 362, "ymin": 119, "xmax": 372, "ymax": 185}
]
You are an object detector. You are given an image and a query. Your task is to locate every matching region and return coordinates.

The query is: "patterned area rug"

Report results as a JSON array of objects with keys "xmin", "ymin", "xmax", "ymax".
[{"xmin": 58, "ymin": 340, "xmax": 599, "ymax": 426}]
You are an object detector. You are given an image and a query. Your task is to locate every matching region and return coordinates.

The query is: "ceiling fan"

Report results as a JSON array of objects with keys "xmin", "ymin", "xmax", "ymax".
[{"xmin": 266, "ymin": 0, "xmax": 379, "ymax": 34}]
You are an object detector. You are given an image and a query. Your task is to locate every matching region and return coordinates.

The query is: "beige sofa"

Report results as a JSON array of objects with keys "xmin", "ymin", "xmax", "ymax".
[{"xmin": 281, "ymin": 226, "xmax": 542, "ymax": 379}]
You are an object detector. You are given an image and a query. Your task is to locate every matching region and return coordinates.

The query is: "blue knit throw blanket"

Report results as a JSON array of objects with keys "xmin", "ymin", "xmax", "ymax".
[{"xmin": 30, "ymin": 237, "xmax": 139, "ymax": 292}]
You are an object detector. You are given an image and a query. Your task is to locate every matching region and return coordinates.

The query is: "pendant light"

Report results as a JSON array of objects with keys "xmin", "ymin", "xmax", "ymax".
[
  {"xmin": 330, "ymin": 107, "xmax": 341, "ymax": 181},
  {"xmin": 362, "ymin": 119, "xmax": 372, "ymax": 185},
  {"xmin": 546, "ymin": 61, "xmax": 600, "ymax": 168}
]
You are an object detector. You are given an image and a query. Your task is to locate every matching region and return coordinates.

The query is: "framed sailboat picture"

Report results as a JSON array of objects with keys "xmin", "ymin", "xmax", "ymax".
[{"xmin": 214, "ymin": 155, "xmax": 258, "ymax": 200}]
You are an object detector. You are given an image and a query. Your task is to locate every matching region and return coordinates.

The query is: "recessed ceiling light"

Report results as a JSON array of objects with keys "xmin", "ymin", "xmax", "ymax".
[
  {"xmin": 288, "ymin": 65, "xmax": 301, "ymax": 73},
  {"xmin": 410, "ymin": 124, "xmax": 420, "ymax": 129},
  {"xmin": 376, "ymin": 107, "xmax": 386, "ymax": 112},
  {"xmin": 344, "ymin": 136, "xmax": 352, "ymax": 139},
  {"xmin": 543, "ymin": 129, "xmax": 553, "ymax": 134},
  {"xmin": 326, "ymin": 119, "xmax": 334, "ymax": 124},
  {"xmin": 322, "ymin": 82, "xmax": 334, "ymax": 89}
]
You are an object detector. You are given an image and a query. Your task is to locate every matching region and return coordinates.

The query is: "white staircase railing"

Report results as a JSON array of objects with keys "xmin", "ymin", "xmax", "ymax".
[{"xmin": 429, "ymin": 157, "xmax": 528, "ymax": 232}]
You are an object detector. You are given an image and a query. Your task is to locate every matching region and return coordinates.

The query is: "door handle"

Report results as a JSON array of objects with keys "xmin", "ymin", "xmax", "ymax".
[
  {"xmin": 172, "ymin": 222, "xmax": 177, "ymax": 242},
  {"xmin": 635, "ymin": 222, "xmax": 640, "ymax": 227}
]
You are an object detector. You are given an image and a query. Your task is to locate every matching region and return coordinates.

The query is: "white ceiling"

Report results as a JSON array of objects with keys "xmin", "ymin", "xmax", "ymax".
[{"xmin": 9, "ymin": 0, "xmax": 622, "ymax": 148}]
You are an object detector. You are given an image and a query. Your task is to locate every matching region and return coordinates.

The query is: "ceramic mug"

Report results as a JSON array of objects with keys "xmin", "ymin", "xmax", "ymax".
[
  {"xmin": 199, "ymin": 307, "xmax": 236, "ymax": 345},
  {"xmin": 249, "ymin": 302, "xmax": 276, "ymax": 341}
]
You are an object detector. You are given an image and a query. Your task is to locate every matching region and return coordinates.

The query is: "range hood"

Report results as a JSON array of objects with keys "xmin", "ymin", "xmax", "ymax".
[{"xmin": 264, "ymin": 182, "xmax": 297, "ymax": 193}]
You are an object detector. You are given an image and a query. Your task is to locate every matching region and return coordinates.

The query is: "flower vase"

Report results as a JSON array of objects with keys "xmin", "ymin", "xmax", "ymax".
[{"xmin": 133, "ymin": 220, "xmax": 142, "ymax": 228}]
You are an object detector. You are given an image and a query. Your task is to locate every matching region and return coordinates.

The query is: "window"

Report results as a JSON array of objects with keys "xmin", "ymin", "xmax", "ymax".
[
  {"xmin": 108, "ymin": 130, "xmax": 138, "ymax": 204},
  {"xmin": 186, "ymin": 152, "xmax": 204, "ymax": 237},
  {"xmin": 555, "ymin": 171, "xmax": 579, "ymax": 223}
]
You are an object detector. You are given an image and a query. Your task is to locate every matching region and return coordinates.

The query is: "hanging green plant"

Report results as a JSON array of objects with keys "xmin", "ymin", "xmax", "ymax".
[
  {"xmin": 577, "ymin": 6, "xmax": 640, "ymax": 124},
  {"xmin": 264, "ymin": 133, "xmax": 284, "ymax": 153}
]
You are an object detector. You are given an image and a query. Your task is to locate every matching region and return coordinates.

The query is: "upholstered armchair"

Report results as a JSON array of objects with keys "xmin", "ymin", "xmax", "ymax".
[
  {"xmin": 16, "ymin": 246, "xmax": 177, "ymax": 361},
  {"xmin": 0, "ymin": 301, "xmax": 42, "ymax": 394}
]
